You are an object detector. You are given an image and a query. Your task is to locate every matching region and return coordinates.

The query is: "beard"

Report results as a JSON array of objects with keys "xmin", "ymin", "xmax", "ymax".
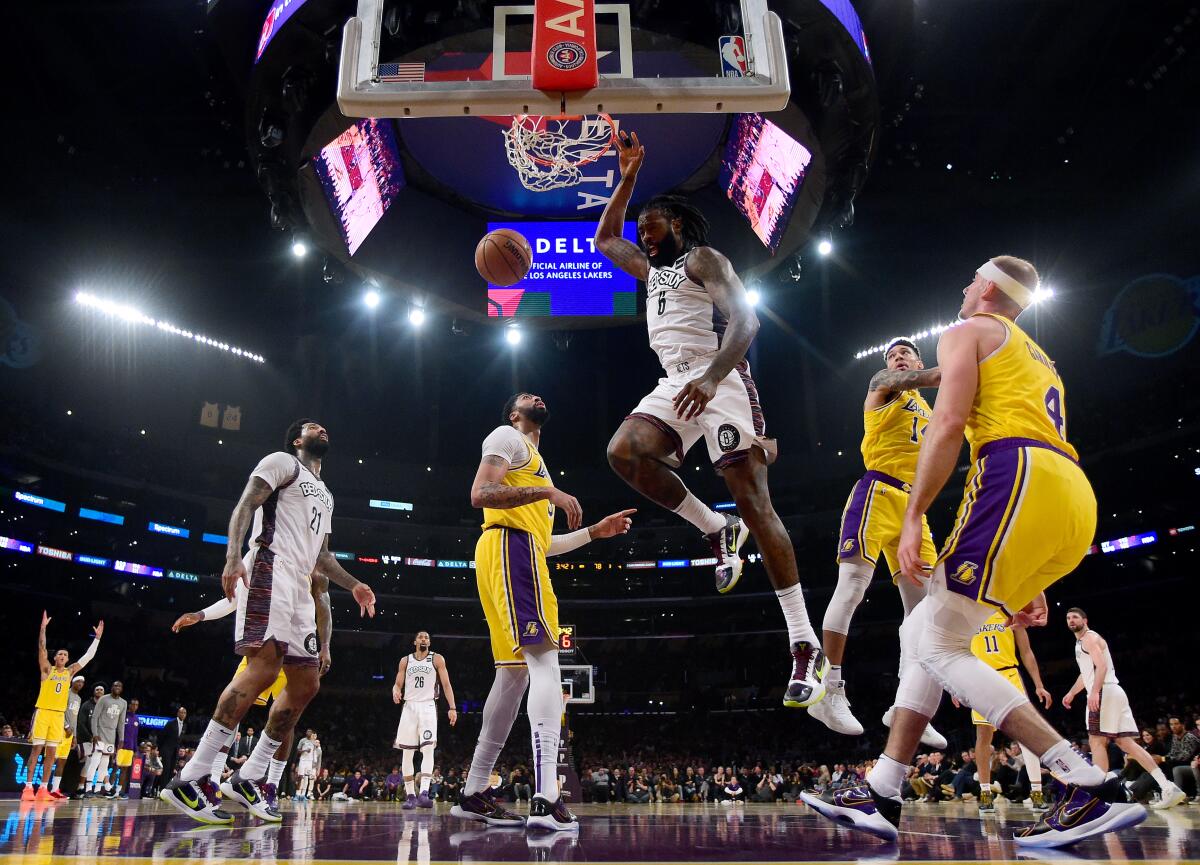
[
  {"xmin": 646, "ymin": 232, "xmax": 684, "ymax": 268},
  {"xmin": 522, "ymin": 405, "xmax": 550, "ymax": 426},
  {"xmin": 303, "ymin": 437, "xmax": 330, "ymax": 457}
]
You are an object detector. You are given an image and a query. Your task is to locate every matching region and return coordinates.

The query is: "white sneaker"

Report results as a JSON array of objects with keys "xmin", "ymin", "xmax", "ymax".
[
  {"xmin": 807, "ymin": 680, "xmax": 864, "ymax": 735},
  {"xmin": 1152, "ymin": 783, "xmax": 1186, "ymax": 810},
  {"xmin": 882, "ymin": 706, "xmax": 948, "ymax": 750}
]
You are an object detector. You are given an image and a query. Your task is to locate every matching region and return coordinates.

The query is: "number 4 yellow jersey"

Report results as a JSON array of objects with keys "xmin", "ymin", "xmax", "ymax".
[{"xmin": 965, "ymin": 314, "xmax": 1078, "ymax": 462}]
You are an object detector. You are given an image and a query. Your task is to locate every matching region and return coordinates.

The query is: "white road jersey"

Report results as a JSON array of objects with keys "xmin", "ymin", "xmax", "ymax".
[
  {"xmin": 297, "ymin": 737, "xmax": 317, "ymax": 767},
  {"xmin": 246, "ymin": 452, "xmax": 334, "ymax": 573},
  {"xmin": 1075, "ymin": 631, "xmax": 1119, "ymax": 691},
  {"xmin": 646, "ymin": 251, "xmax": 726, "ymax": 374},
  {"xmin": 404, "ymin": 652, "xmax": 438, "ymax": 703}
]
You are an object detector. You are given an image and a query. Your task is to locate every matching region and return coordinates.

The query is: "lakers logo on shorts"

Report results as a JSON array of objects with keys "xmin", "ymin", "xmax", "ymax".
[
  {"xmin": 951, "ymin": 561, "xmax": 979, "ymax": 586},
  {"xmin": 841, "ymin": 539, "xmax": 856, "ymax": 554},
  {"xmin": 523, "ymin": 621, "xmax": 540, "ymax": 638}
]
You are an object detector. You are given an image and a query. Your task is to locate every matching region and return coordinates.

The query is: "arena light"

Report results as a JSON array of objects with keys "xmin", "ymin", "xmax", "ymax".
[
  {"xmin": 1032, "ymin": 285, "xmax": 1055, "ymax": 304},
  {"xmin": 745, "ymin": 288, "xmax": 761, "ymax": 307},
  {"xmin": 408, "ymin": 306, "xmax": 426, "ymax": 327},
  {"xmin": 363, "ymin": 289, "xmax": 381, "ymax": 310},
  {"xmin": 505, "ymin": 326, "xmax": 522, "ymax": 346},
  {"xmin": 817, "ymin": 238, "xmax": 833, "ymax": 257},
  {"xmin": 852, "ymin": 319, "xmax": 964, "ymax": 360},
  {"xmin": 291, "ymin": 239, "xmax": 308, "ymax": 258},
  {"xmin": 74, "ymin": 291, "xmax": 266, "ymax": 364}
]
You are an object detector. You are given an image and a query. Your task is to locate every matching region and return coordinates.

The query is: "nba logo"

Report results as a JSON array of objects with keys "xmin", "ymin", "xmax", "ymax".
[{"xmin": 719, "ymin": 36, "xmax": 748, "ymax": 77}]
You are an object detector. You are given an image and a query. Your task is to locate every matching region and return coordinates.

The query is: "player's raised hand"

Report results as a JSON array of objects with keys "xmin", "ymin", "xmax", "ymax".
[
  {"xmin": 673, "ymin": 375, "xmax": 718, "ymax": 420},
  {"xmin": 222, "ymin": 557, "xmax": 249, "ymax": 601},
  {"xmin": 549, "ymin": 488, "xmax": 583, "ymax": 530},
  {"xmin": 897, "ymin": 515, "xmax": 932, "ymax": 585},
  {"xmin": 616, "ymin": 130, "xmax": 644, "ymax": 179},
  {"xmin": 171, "ymin": 612, "xmax": 202, "ymax": 633},
  {"xmin": 590, "ymin": 509, "xmax": 636, "ymax": 539},
  {"xmin": 92, "ymin": 620, "xmax": 105, "ymax": 639},
  {"xmin": 41, "ymin": 610, "xmax": 51, "ymax": 628},
  {"xmin": 352, "ymin": 582, "xmax": 376, "ymax": 617}
]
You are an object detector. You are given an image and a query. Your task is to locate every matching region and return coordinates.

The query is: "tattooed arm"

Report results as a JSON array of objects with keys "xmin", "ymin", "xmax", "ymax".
[
  {"xmin": 37, "ymin": 611, "xmax": 50, "ymax": 678},
  {"xmin": 594, "ymin": 130, "xmax": 649, "ymax": 280},
  {"xmin": 311, "ymin": 572, "xmax": 332, "ymax": 676},
  {"xmin": 864, "ymin": 367, "xmax": 942, "ymax": 410},
  {"xmin": 470, "ymin": 453, "xmax": 582, "ymax": 529}
]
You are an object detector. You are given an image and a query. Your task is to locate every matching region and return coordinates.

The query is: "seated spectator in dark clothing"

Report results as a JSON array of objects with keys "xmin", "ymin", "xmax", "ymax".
[
  {"xmin": 659, "ymin": 775, "xmax": 681, "ymax": 802},
  {"xmin": 611, "ymin": 767, "xmax": 627, "ymax": 803},
  {"xmin": 440, "ymin": 769, "xmax": 461, "ymax": 803},
  {"xmin": 627, "ymin": 773, "xmax": 651, "ymax": 803},
  {"xmin": 724, "ymin": 776, "xmax": 745, "ymax": 802},
  {"xmin": 385, "ymin": 767, "xmax": 403, "ymax": 801},
  {"xmin": 918, "ymin": 752, "xmax": 953, "ymax": 802},
  {"xmin": 784, "ymin": 771, "xmax": 805, "ymax": 802},
  {"xmin": 1122, "ymin": 730, "xmax": 1164, "ymax": 782},
  {"xmin": 1131, "ymin": 717, "xmax": 1200, "ymax": 800},
  {"xmin": 511, "ymin": 766, "xmax": 532, "ymax": 802},
  {"xmin": 344, "ymin": 770, "xmax": 371, "ymax": 800},
  {"xmin": 752, "ymin": 772, "xmax": 777, "ymax": 802},
  {"xmin": 950, "ymin": 750, "xmax": 977, "ymax": 799},
  {"xmin": 682, "ymin": 767, "xmax": 699, "ymax": 803},
  {"xmin": 314, "ymin": 769, "xmax": 333, "ymax": 801},
  {"xmin": 710, "ymin": 767, "xmax": 727, "ymax": 802}
]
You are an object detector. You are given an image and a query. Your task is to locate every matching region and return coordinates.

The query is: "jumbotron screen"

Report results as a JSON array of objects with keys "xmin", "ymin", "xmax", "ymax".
[
  {"xmin": 720, "ymin": 113, "xmax": 813, "ymax": 252},
  {"xmin": 313, "ymin": 119, "xmax": 405, "ymax": 256},
  {"xmin": 485, "ymin": 221, "xmax": 638, "ymax": 317}
]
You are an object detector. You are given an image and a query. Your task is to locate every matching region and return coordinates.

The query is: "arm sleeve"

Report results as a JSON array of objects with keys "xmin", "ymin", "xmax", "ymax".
[
  {"xmin": 75, "ymin": 637, "xmax": 101, "ymax": 670},
  {"xmin": 547, "ymin": 528, "xmax": 591, "ymax": 557},
  {"xmin": 199, "ymin": 595, "xmax": 238, "ymax": 621},
  {"xmin": 481, "ymin": 426, "xmax": 529, "ymax": 466},
  {"xmin": 251, "ymin": 451, "xmax": 299, "ymax": 490}
]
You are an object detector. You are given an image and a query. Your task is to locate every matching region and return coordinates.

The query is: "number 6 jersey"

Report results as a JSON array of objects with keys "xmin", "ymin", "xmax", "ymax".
[{"xmin": 248, "ymin": 451, "xmax": 334, "ymax": 574}]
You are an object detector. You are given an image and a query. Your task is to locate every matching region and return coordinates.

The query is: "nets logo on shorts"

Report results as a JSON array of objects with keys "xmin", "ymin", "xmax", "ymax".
[
  {"xmin": 422, "ymin": 730, "xmax": 433, "ymax": 742},
  {"xmin": 950, "ymin": 562, "xmax": 978, "ymax": 586},
  {"xmin": 546, "ymin": 41, "xmax": 587, "ymax": 71},
  {"xmin": 717, "ymin": 424, "xmax": 741, "ymax": 452},
  {"xmin": 304, "ymin": 632, "xmax": 319, "ymax": 655}
]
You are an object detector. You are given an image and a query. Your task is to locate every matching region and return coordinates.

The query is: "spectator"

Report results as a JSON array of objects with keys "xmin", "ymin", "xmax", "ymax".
[
  {"xmin": 682, "ymin": 767, "xmax": 698, "ymax": 802},
  {"xmin": 949, "ymin": 749, "xmax": 977, "ymax": 800},
  {"xmin": 589, "ymin": 766, "xmax": 611, "ymax": 803},
  {"xmin": 384, "ymin": 766, "xmax": 403, "ymax": 801},
  {"xmin": 344, "ymin": 770, "xmax": 371, "ymax": 800},
  {"xmin": 711, "ymin": 766, "xmax": 727, "ymax": 802},
  {"xmin": 627, "ymin": 771, "xmax": 651, "ymax": 803},
  {"xmin": 314, "ymin": 769, "xmax": 332, "ymax": 801},
  {"xmin": 429, "ymin": 767, "xmax": 443, "ymax": 801},
  {"xmin": 1131, "ymin": 716, "xmax": 1200, "ymax": 801},
  {"xmin": 659, "ymin": 773, "xmax": 681, "ymax": 803},
  {"xmin": 611, "ymin": 767, "xmax": 627, "ymax": 803},
  {"xmin": 140, "ymin": 743, "xmax": 163, "ymax": 798},
  {"xmin": 784, "ymin": 771, "xmax": 805, "ymax": 802},
  {"xmin": 724, "ymin": 774, "xmax": 744, "ymax": 803},
  {"xmin": 441, "ymin": 768, "xmax": 461, "ymax": 803},
  {"xmin": 511, "ymin": 765, "xmax": 532, "ymax": 802},
  {"xmin": 1122, "ymin": 728, "xmax": 1166, "ymax": 783}
]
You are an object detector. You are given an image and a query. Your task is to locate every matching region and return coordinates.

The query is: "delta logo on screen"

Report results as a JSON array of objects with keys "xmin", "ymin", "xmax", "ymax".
[{"xmin": 485, "ymin": 221, "xmax": 638, "ymax": 317}]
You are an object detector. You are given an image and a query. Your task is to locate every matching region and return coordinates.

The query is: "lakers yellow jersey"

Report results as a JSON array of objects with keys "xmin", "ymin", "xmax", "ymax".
[
  {"xmin": 966, "ymin": 314, "xmax": 1077, "ymax": 461},
  {"xmin": 861, "ymin": 390, "xmax": 932, "ymax": 483},
  {"xmin": 482, "ymin": 435, "xmax": 555, "ymax": 552},
  {"xmin": 971, "ymin": 611, "xmax": 1018, "ymax": 670},
  {"xmin": 36, "ymin": 667, "xmax": 72, "ymax": 712}
]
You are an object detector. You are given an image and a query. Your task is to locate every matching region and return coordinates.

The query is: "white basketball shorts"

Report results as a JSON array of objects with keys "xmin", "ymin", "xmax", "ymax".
[
  {"xmin": 235, "ymin": 547, "xmax": 319, "ymax": 667},
  {"xmin": 393, "ymin": 701, "xmax": 438, "ymax": 750}
]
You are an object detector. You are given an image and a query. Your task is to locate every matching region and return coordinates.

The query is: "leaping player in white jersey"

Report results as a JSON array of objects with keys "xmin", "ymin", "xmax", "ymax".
[
  {"xmin": 393, "ymin": 630, "xmax": 457, "ymax": 810},
  {"xmin": 596, "ymin": 130, "xmax": 827, "ymax": 708},
  {"xmin": 159, "ymin": 418, "xmax": 376, "ymax": 826},
  {"xmin": 1063, "ymin": 607, "xmax": 1185, "ymax": 809}
]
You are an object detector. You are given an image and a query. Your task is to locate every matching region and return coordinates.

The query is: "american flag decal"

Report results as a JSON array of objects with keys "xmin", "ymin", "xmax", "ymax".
[{"xmin": 377, "ymin": 62, "xmax": 425, "ymax": 82}]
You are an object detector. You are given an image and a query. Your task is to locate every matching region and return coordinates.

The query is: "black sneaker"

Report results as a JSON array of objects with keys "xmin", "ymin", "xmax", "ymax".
[
  {"xmin": 800, "ymin": 784, "xmax": 900, "ymax": 841},
  {"xmin": 450, "ymin": 791, "xmax": 525, "ymax": 826},
  {"xmin": 707, "ymin": 514, "xmax": 748, "ymax": 594},
  {"xmin": 158, "ymin": 777, "xmax": 234, "ymax": 825},
  {"xmin": 221, "ymin": 772, "xmax": 282, "ymax": 823},
  {"xmin": 783, "ymin": 640, "xmax": 829, "ymax": 708},
  {"xmin": 527, "ymin": 795, "xmax": 578, "ymax": 832}
]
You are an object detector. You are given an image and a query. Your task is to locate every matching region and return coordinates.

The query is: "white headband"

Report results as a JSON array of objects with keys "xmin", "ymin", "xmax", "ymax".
[{"xmin": 978, "ymin": 260, "xmax": 1035, "ymax": 309}]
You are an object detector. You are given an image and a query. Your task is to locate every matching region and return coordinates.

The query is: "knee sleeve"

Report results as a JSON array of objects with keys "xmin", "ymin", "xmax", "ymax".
[
  {"xmin": 479, "ymin": 665, "xmax": 529, "ymax": 747},
  {"xmin": 419, "ymin": 744, "xmax": 435, "ymax": 775},
  {"xmin": 402, "ymin": 750, "xmax": 416, "ymax": 778},
  {"xmin": 893, "ymin": 600, "xmax": 943, "ymax": 717},
  {"xmin": 823, "ymin": 562, "xmax": 874, "ymax": 635},
  {"xmin": 896, "ymin": 574, "xmax": 928, "ymax": 617}
]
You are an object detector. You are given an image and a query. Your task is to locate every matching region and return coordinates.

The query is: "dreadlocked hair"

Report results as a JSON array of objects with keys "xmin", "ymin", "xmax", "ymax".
[{"xmin": 640, "ymin": 195, "xmax": 710, "ymax": 251}]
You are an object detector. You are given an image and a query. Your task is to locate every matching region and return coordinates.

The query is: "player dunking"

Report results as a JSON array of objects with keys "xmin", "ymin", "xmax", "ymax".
[
  {"xmin": 159, "ymin": 419, "xmax": 374, "ymax": 825},
  {"xmin": 170, "ymin": 571, "xmax": 332, "ymax": 795},
  {"xmin": 802, "ymin": 256, "xmax": 1146, "ymax": 848},
  {"xmin": 453, "ymin": 392, "xmax": 634, "ymax": 831},
  {"xmin": 392, "ymin": 631, "xmax": 457, "ymax": 809},
  {"xmin": 1063, "ymin": 608, "xmax": 1185, "ymax": 809},
  {"xmin": 959, "ymin": 610, "xmax": 1052, "ymax": 814},
  {"xmin": 596, "ymin": 131, "xmax": 827, "ymax": 707},
  {"xmin": 810, "ymin": 338, "xmax": 945, "ymax": 743},
  {"xmin": 22, "ymin": 612, "xmax": 103, "ymax": 801}
]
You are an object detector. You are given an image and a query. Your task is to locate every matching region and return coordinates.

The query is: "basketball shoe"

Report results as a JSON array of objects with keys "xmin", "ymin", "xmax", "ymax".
[
  {"xmin": 451, "ymin": 791, "xmax": 525, "ymax": 826},
  {"xmin": 783, "ymin": 641, "xmax": 828, "ymax": 708},
  {"xmin": 707, "ymin": 514, "xmax": 748, "ymax": 594},
  {"xmin": 1014, "ymin": 778, "xmax": 1146, "ymax": 848},
  {"xmin": 808, "ymin": 678, "xmax": 864, "ymax": 735},
  {"xmin": 979, "ymin": 789, "xmax": 996, "ymax": 814},
  {"xmin": 800, "ymin": 784, "xmax": 901, "ymax": 842},
  {"xmin": 158, "ymin": 777, "xmax": 234, "ymax": 825},
  {"xmin": 881, "ymin": 707, "xmax": 948, "ymax": 750},
  {"xmin": 402, "ymin": 793, "xmax": 418, "ymax": 810},
  {"xmin": 527, "ymin": 796, "xmax": 579, "ymax": 832},
  {"xmin": 221, "ymin": 772, "xmax": 282, "ymax": 822}
]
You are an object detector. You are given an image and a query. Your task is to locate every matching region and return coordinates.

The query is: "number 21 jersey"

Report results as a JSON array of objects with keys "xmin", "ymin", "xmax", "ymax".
[{"xmin": 248, "ymin": 451, "xmax": 334, "ymax": 573}]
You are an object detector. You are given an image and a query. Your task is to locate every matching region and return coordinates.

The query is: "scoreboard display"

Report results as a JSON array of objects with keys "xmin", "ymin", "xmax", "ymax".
[
  {"xmin": 558, "ymin": 624, "xmax": 576, "ymax": 657},
  {"xmin": 485, "ymin": 221, "xmax": 639, "ymax": 317}
]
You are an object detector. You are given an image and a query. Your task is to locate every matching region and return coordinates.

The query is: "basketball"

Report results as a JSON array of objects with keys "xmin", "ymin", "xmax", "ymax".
[{"xmin": 475, "ymin": 228, "xmax": 533, "ymax": 286}]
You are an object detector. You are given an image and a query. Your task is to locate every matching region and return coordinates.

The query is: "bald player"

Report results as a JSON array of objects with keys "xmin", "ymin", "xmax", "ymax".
[{"xmin": 803, "ymin": 256, "xmax": 1146, "ymax": 849}]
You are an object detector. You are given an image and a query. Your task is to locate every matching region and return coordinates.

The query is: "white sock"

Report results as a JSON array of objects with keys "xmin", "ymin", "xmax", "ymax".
[
  {"xmin": 403, "ymin": 749, "xmax": 417, "ymax": 795},
  {"xmin": 465, "ymin": 666, "xmax": 528, "ymax": 796},
  {"xmin": 828, "ymin": 664, "xmax": 844, "ymax": 684},
  {"xmin": 267, "ymin": 758, "xmax": 287, "ymax": 787},
  {"xmin": 672, "ymin": 491, "xmax": 726, "ymax": 535},
  {"xmin": 182, "ymin": 720, "xmax": 235, "ymax": 783},
  {"xmin": 240, "ymin": 732, "xmax": 283, "ymax": 782},
  {"xmin": 525, "ymin": 642, "xmax": 564, "ymax": 803},
  {"xmin": 51, "ymin": 774, "xmax": 62, "ymax": 792},
  {"xmin": 419, "ymin": 775, "xmax": 431, "ymax": 794},
  {"xmin": 1042, "ymin": 740, "xmax": 1104, "ymax": 787},
  {"xmin": 776, "ymin": 585, "xmax": 819, "ymax": 647},
  {"xmin": 419, "ymin": 745, "xmax": 435, "ymax": 793},
  {"xmin": 405, "ymin": 778, "xmax": 416, "ymax": 796},
  {"xmin": 1150, "ymin": 768, "xmax": 1170, "ymax": 791},
  {"xmin": 866, "ymin": 754, "xmax": 907, "ymax": 799}
]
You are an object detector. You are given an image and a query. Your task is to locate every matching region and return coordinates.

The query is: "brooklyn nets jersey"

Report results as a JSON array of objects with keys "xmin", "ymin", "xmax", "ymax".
[
  {"xmin": 247, "ymin": 452, "xmax": 335, "ymax": 573},
  {"xmin": 1075, "ymin": 632, "xmax": 1119, "ymax": 690},
  {"xmin": 404, "ymin": 652, "xmax": 438, "ymax": 703},
  {"xmin": 646, "ymin": 251, "xmax": 726, "ymax": 373}
]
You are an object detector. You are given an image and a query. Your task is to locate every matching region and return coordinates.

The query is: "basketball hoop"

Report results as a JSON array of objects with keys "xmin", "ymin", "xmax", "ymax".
[{"xmin": 503, "ymin": 114, "xmax": 616, "ymax": 192}]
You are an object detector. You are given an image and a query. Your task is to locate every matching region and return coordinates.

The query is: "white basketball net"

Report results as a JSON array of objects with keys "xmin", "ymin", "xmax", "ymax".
[{"xmin": 503, "ymin": 114, "xmax": 615, "ymax": 192}]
